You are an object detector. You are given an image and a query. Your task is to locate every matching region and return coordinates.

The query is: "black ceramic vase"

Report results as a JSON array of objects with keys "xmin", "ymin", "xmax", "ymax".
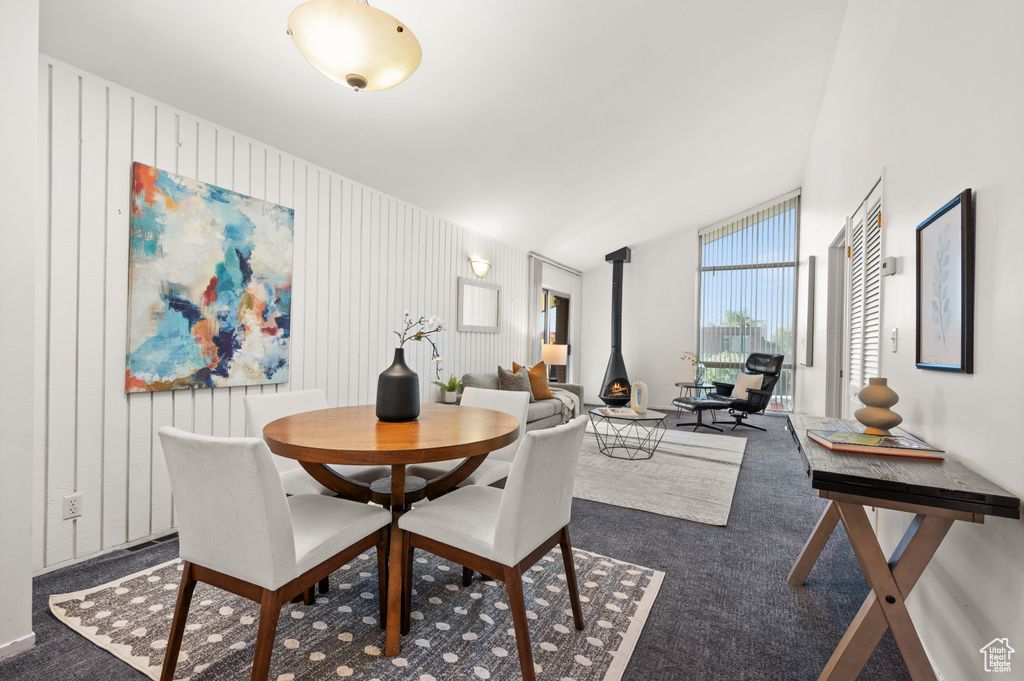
[{"xmin": 376, "ymin": 348, "xmax": 420, "ymax": 422}]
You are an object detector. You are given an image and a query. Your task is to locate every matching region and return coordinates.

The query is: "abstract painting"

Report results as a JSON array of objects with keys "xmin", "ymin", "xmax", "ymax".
[
  {"xmin": 915, "ymin": 188, "xmax": 974, "ymax": 373},
  {"xmin": 125, "ymin": 162, "xmax": 294, "ymax": 392}
]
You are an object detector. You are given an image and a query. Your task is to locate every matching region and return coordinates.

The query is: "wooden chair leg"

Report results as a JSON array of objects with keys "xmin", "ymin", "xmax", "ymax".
[
  {"xmin": 385, "ymin": 524, "xmax": 405, "ymax": 656},
  {"xmin": 503, "ymin": 564, "xmax": 536, "ymax": 681},
  {"xmin": 302, "ymin": 586, "xmax": 314, "ymax": 606},
  {"xmin": 559, "ymin": 527, "xmax": 584, "ymax": 630},
  {"xmin": 377, "ymin": 527, "xmax": 389, "ymax": 629},
  {"xmin": 160, "ymin": 562, "xmax": 197, "ymax": 681},
  {"xmin": 462, "ymin": 566, "xmax": 473, "ymax": 587},
  {"xmin": 250, "ymin": 589, "xmax": 283, "ymax": 681},
  {"xmin": 402, "ymin": 538, "xmax": 414, "ymax": 634},
  {"xmin": 318, "ymin": 577, "xmax": 330, "ymax": 594}
]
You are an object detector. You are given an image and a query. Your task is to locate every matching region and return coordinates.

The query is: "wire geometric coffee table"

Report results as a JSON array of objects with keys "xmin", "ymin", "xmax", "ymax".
[{"xmin": 588, "ymin": 407, "xmax": 667, "ymax": 460}]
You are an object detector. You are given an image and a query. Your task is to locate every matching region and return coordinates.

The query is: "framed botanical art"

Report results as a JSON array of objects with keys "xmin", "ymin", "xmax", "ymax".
[
  {"xmin": 915, "ymin": 188, "xmax": 974, "ymax": 373},
  {"xmin": 125, "ymin": 162, "xmax": 294, "ymax": 392}
]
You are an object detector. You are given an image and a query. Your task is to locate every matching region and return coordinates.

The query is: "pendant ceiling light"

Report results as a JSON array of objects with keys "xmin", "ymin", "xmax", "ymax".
[{"xmin": 288, "ymin": 0, "xmax": 422, "ymax": 92}]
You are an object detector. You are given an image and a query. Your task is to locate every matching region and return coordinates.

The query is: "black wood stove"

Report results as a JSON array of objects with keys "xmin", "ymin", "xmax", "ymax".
[{"xmin": 600, "ymin": 247, "xmax": 631, "ymax": 406}]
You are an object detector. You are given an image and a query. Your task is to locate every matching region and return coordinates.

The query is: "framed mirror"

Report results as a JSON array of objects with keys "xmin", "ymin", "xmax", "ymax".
[{"xmin": 457, "ymin": 276, "xmax": 501, "ymax": 333}]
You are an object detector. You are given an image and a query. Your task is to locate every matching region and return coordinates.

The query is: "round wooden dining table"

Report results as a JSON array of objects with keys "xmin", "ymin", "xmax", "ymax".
[{"xmin": 262, "ymin": 403, "xmax": 519, "ymax": 656}]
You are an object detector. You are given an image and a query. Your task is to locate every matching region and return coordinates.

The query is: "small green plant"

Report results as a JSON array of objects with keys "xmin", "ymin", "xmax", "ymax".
[{"xmin": 432, "ymin": 374, "xmax": 463, "ymax": 392}]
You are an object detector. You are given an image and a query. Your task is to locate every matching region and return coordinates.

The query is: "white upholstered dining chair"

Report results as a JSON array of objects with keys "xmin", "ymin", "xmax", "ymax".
[
  {"xmin": 244, "ymin": 389, "xmax": 389, "ymax": 496},
  {"xmin": 407, "ymin": 387, "xmax": 530, "ymax": 488},
  {"xmin": 398, "ymin": 416, "xmax": 588, "ymax": 681},
  {"xmin": 156, "ymin": 427, "xmax": 392, "ymax": 681}
]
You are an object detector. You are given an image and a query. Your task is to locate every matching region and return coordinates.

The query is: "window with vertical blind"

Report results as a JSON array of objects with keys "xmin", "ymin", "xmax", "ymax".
[
  {"xmin": 697, "ymin": 192, "xmax": 800, "ymax": 411},
  {"xmin": 845, "ymin": 183, "xmax": 883, "ymax": 416}
]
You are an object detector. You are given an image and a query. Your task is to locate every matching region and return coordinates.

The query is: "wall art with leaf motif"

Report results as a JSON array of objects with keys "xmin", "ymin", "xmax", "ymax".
[{"xmin": 915, "ymin": 188, "xmax": 974, "ymax": 373}]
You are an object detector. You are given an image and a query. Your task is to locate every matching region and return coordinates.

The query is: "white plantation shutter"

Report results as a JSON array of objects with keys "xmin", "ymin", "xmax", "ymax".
[
  {"xmin": 845, "ymin": 182, "xmax": 883, "ymax": 417},
  {"xmin": 848, "ymin": 218, "xmax": 865, "ymax": 401},
  {"xmin": 863, "ymin": 202, "xmax": 882, "ymax": 378}
]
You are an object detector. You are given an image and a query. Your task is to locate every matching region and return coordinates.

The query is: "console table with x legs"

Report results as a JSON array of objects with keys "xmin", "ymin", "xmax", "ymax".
[{"xmin": 786, "ymin": 414, "xmax": 1019, "ymax": 681}]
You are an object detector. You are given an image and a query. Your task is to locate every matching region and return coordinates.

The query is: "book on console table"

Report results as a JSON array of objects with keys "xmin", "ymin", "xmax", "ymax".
[{"xmin": 806, "ymin": 430, "xmax": 944, "ymax": 460}]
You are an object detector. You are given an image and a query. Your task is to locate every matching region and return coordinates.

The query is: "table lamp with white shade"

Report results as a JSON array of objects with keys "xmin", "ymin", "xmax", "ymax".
[{"xmin": 541, "ymin": 343, "xmax": 568, "ymax": 382}]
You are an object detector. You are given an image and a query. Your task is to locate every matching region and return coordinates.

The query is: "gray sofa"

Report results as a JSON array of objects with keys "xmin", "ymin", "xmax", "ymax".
[{"xmin": 459, "ymin": 373, "xmax": 584, "ymax": 431}]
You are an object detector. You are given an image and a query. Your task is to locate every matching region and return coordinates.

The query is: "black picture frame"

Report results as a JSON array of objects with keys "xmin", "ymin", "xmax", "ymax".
[{"xmin": 915, "ymin": 188, "xmax": 974, "ymax": 373}]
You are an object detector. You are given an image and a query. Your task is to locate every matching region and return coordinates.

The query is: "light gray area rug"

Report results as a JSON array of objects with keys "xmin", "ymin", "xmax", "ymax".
[
  {"xmin": 577, "ymin": 422, "xmax": 746, "ymax": 526},
  {"xmin": 50, "ymin": 547, "xmax": 663, "ymax": 681}
]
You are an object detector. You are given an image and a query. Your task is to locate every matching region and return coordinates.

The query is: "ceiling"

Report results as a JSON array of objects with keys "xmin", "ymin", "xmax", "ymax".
[{"xmin": 40, "ymin": 0, "xmax": 849, "ymax": 271}]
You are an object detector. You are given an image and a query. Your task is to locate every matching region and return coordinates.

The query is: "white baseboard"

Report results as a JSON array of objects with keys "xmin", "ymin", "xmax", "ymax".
[
  {"xmin": 33, "ymin": 529, "xmax": 178, "ymax": 577},
  {"xmin": 922, "ymin": 639, "xmax": 946, "ymax": 681},
  {"xmin": 0, "ymin": 632, "xmax": 35, "ymax": 661}
]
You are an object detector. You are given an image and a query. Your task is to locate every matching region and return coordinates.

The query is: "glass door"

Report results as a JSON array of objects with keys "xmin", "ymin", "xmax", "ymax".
[{"xmin": 540, "ymin": 289, "xmax": 571, "ymax": 382}]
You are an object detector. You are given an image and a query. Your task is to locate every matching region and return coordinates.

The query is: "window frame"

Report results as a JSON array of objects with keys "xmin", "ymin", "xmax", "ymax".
[{"xmin": 695, "ymin": 190, "xmax": 801, "ymax": 412}]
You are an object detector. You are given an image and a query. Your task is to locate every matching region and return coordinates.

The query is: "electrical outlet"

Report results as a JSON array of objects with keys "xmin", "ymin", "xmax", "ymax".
[{"xmin": 63, "ymin": 493, "xmax": 83, "ymax": 520}]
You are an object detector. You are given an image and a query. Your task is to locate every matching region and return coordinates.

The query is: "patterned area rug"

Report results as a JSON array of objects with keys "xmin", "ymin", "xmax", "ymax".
[
  {"xmin": 578, "ymin": 422, "xmax": 746, "ymax": 525},
  {"xmin": 50, "ymin": 547, "xmax": 663, "ymax": 681}
]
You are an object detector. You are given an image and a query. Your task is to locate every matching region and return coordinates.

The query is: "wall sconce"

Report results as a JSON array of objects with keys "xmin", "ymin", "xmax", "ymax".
[{"xmin": 469, "ymin": 258, "xmax": 491, "ymax": 278}]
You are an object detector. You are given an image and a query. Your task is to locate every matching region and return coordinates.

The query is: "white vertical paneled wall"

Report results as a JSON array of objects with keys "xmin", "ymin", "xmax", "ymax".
[{"xmin": 34, "ymin": 56, "xmax": 530, "ymax": 571}]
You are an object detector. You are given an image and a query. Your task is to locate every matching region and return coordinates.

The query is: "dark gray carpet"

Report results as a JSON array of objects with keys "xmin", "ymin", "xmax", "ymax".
[{"xmin": 0, "ymin": 410, "xmax": 911, "ymax": 681}]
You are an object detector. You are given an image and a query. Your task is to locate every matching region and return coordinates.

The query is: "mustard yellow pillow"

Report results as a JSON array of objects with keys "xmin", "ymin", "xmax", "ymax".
[{"xmin": 513, "ymin": 361, "xmax": 555, "ymax": 401}]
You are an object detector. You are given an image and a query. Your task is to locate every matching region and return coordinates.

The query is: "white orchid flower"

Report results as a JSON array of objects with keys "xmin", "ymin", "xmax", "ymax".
[{"xmin": 396, "ymin": 311, "xmax": 447, "ymax": 355}]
